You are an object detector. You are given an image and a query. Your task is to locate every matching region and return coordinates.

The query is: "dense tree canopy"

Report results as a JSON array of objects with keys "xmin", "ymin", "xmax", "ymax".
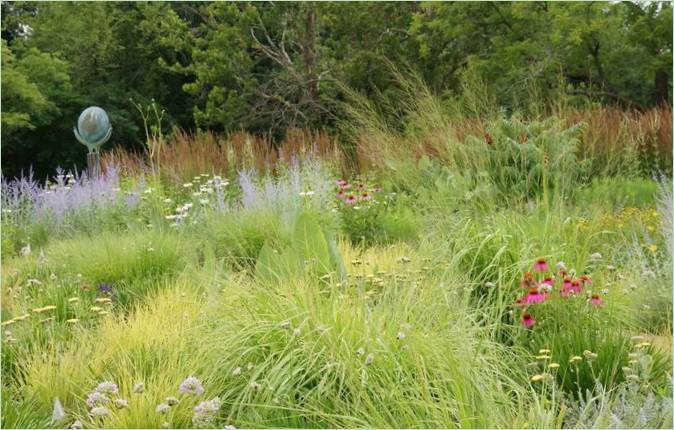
[{"xmin": 1, "ymin": 1, "xmax": 672, "ymax": 178}]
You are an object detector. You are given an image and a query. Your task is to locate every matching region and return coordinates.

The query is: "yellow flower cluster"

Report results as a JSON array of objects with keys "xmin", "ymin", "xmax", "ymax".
[{"xmin": 578, "ymin": 207, "xmax": 661, "ymax": 233}]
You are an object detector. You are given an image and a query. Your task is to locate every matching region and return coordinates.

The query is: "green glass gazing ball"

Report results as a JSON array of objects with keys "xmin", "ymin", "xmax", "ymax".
[{"xmin": 76, "ymin": 106, "xmax": 111, "ymax": 144}]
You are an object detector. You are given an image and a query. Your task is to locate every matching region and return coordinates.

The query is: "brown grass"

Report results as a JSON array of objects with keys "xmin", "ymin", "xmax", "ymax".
[
  {"xmin": 565, "ymin": 105, "xmax": 672, "ymax": 174},
  {"xmin": 103, "ymin": 106, "xmax": 672, "ymax": 181},
  {"xmin": 103, "ymin": 129, "xmax": 344, "ymax": 184}
]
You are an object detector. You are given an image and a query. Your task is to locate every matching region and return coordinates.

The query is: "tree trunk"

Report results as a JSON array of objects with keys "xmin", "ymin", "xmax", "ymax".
[
  {"xmin": 302, "ymin": 3, "xmax": 318, "ymax": 111},
  {"xmin": 654, "ymin": 69, "xmax": 669, "ymax": 106}
]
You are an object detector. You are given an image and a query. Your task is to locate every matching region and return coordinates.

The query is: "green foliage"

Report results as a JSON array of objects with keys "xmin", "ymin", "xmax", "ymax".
[
  {"xmin": 8, "ymin": 230, "xmax": 186, "ymax": 308},
  {"xmin": 576, "ymin": 177, "xmax": 659, "ymax": 209},
  {"xmin": 335, "ymin": 178, "xmax": 418, "ymax": 247},
  {"xmin": 2, "ymin": 2, "xmax": 672, "ymax": 177},
  {"xmin": 0, "ymin": 40, "xmax": 71, "ymax": 135},
  {"xmin": 1, "ymin": 156, "xmax": 671, "ymax": 428},
  {"xmin": 197, "ymin": 208, "xmax": 290, "ymax": 271},
  {"xmin": 480, "ymin": 115, "xmax": 589, "ymax": 204},
  {"xmin": 0, "ymin": 4, "xmax": 672, "ymax": 427},
  {"xmin": 255, "ymin": 211, "xmax": 342, "ymax": 283}
]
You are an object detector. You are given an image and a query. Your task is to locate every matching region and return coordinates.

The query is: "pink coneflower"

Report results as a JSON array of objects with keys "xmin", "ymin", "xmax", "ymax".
[
  {"xmin": 341, "ymin": 183, "xmax": 352, "ymax": 190},
  {"xmin": 589, "ymin": 294, "xmax": 603, "ymax": 306},
  {"xmin": 521, "ymin": 313, "xmax": 536, "ymax": 328},
  {"xmin": 337, "ymin": 190, "xmax": 346, "ymax": 199},
  {"xmin": 373, "ymin": 187, "xmax": 383, "ymax": 193},
  {"xmin": 533, "ymin": 258, "xmax": 549, "ymax": 272},
  {"xmin": 524, "ymin": 287, "xmax": 548, "ymax": 304},
  {"xmin": 520, "ymin": 272, "xmax": 537, "ymax": 289},
  {"xmin": 356, "ymin": 183, "xmax": 365, "ymax": 191},
  {"xmin": 541, "ymin": 277, "xmax": 554, "ymax": 286},
  {"xmin": 561, "ymin": 280, "xmax": 582, "ymax": 298},
  {"xmin": 345, "ymin": 195, "xmax": 357, "ymax": 204},
  {"xmin": 360, "ymin": 192, "xmax": 372, "ymax": 201},
  {"xmin": 336, "ymin": 179, "xmax": 347, "ymax": 187},
  {"xmin": 579, "ymin": 275, "xmax": 592, "ymax": 286}
]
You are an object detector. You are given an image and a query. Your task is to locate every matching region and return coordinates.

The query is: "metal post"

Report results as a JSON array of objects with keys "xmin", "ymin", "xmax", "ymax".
[{"xmin": 87, "ymin": 152, "xmax": 101, "ymax": 180}]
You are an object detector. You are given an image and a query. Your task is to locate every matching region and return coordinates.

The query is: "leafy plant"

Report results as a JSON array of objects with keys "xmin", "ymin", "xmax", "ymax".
[{"xmin": 255, "ymin": 211, "xmax": 346, "ymax": 283}]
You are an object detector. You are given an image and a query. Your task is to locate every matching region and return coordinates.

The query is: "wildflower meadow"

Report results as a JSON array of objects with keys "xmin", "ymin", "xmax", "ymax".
[
  {"xmin": 1, "ymin": 2, "xmax": 673, "ymax": 429},
  {"xmin": 2, "ymin": 87, "xmax": 672, "ymax": 429}
]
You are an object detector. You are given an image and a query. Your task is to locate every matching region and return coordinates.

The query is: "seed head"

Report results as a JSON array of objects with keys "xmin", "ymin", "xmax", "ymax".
[
  {"xmin": 114, "ymin": 399, "xmax": 129, "ymax": 409},
  {"xmin": 365, "ymin": 353, "xmax": 375, "ymax": 365},
  {"xmin": 90, "ymin": 406, "xmax": 110, "ymax": 418}
]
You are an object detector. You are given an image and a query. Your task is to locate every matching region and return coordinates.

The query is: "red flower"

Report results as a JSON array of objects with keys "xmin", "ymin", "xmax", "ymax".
[
  {"xmin": 589, "ymin": 294, "xmax": 603, "ymax": 306},
  {"xmin": 533, "ymin": 258, "xmax": 549, "ymax": 272},
  {"xmin": 521, "ymin": 313, "xmax": 536, "ymax": 328}
]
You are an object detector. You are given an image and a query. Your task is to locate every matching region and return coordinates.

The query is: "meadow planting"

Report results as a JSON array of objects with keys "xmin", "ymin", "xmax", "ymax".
[{"xmin": 2, "ymin": 88, "xmax": 673, "ymax": 429}]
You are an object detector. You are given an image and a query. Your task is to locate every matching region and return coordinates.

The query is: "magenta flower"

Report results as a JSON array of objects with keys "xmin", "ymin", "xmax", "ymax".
[
  {"xmin": 541, "ymin": 277, "xmax": 554, "ymax": 287},
  {"xmin": 524, "ymin": 288, "xmax": 548, "ymax": 304},
  {"xmin": 561, "ymin": 280, "xmax": 582, "ymax": 298},
  {"xmin": 533, "ymin": 258, "xmax": 549, "ymax": 272},
  {"xmin": 345, "ymin": 195, "xmax": 357, "ymax": 204},
  {"xmin": 589, "ymin": 294, "xmax": 603, "ymax": 306},
  {"xmin": 336, "ymin": 179, "xmax": 347, "ymax": 187},
  {"xmin": 521, "ymin": 313, "xmax": 536, "ymax": 328}
]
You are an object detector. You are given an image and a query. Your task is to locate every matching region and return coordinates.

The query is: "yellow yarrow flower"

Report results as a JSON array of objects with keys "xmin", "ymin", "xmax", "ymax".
[{"xmin": 32, "ymin": 305, "xmax": 56, "ymax": 313}]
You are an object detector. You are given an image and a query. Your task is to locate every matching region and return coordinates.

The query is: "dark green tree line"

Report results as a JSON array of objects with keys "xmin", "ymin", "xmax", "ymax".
[{"xmin": 1, "ymin": 1, "xmax": 671, "ymax": 178}]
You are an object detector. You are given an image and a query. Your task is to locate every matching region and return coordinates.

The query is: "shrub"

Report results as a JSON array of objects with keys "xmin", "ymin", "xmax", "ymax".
[{"xmin": 477, "ymin": 115, "xmax": 590, "ymax": 204}]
